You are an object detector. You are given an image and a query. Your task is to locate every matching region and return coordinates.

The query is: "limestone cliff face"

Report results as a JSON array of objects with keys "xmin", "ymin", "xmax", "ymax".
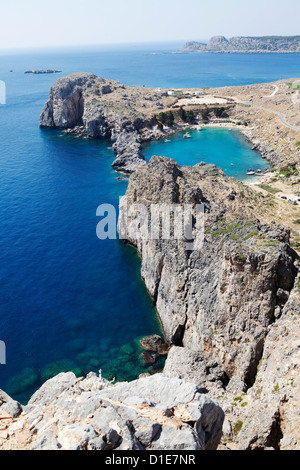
[
  {"xmin": 39, "ymin": 74, "xmax": 88, "ymax": 129},
  {"xmin": 39, "ymin": 73, "xmax": 167, "ymax": 172},
  {"xmin": 120, "ymin": 157, "xmax": 298, "ymax": 396}
]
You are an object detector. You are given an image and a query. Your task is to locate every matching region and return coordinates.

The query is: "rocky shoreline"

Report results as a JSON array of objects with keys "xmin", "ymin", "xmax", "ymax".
[
  {"xmin": 119, "ymin": 157, "xmax": 300, "ymax": 449},
  {"xmin": 39, "ymin": 73, "xmax": 300, "ymax": 175},
  {"xmin": 37, "ymin": 74, "xmax": 300, "ymax": 450},
  {"xmin": 39, "ymin": 73, "xmax": 171, "ymax": 173},
  {"xmin": 240, "ymin": 129, "xmax": 282, "ymax": 168}
]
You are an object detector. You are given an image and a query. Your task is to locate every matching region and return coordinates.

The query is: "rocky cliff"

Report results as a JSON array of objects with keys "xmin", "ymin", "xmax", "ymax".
[
  {"xmin": 39, "ymin": 73, "xmax": 171, "ymax": 173},
  {"xmin": 0, "ymin": 372, "xmax": 224, "ymax": 450},
  {"xmin": 182, "ymin": 36, "xmax": 300, "ymax": 53},
  {"xmin": 119, "ymin": 156, "xmax": 300, "ymax": 449}
]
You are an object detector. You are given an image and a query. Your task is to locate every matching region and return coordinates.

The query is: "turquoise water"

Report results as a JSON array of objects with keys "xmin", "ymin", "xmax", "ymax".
[
  {"xmin": 0, "ymin": 44, "xmax": 298, "ymax": 403},
  {"xmin": 144, "ymin": 128, "xmax": 270, "ymax": 180}
]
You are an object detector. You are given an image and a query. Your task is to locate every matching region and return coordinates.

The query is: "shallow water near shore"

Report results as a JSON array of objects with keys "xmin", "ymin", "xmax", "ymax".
[
  {"xmin": 144, "ymin": 128, "xmax": 270, "ymax": 180},
  {"xmin": 0, "ymin": 44, "xmax": 297, "ymax": 403}
]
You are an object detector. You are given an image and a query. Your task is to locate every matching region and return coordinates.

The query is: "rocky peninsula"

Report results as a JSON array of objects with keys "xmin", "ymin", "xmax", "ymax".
[
  {"xmin": 39, "ymin": 73, "xmax": 172, "ymax": 173},
  {"xmin": 39, "ymin": 72, "xmax": 300, "ymax": 173},
  {"xmin": 182, "ymin": 36, "xmax": 300, "ymax": 53},
  {"xmin": 1, "ymin": 73, "xmax": 298, "ymax": 451},
  {"xmin": 120, "ymin": 157, "xmax": 300, "ymax": 450}
]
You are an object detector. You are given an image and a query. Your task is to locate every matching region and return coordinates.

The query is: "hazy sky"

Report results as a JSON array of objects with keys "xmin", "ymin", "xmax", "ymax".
[{"xmin": 0, "ymin": 0, "xmax": 299, "ymax": 50}]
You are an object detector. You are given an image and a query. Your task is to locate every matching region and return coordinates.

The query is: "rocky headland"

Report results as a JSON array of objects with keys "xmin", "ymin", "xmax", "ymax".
[
  {"xmin": 0, "ymin": 372, "xmax": 224, "ymax": 450},
  {"xmin": 39, "ymin": 73, "xmax": 300, "ymax": 174},
  {"xmin": 182, "ymin": 36, "xmax": 300, "ymax": 53},
  {"xmin": 2, "ymin": 73, "xmax": 297, "ymax": 450}
]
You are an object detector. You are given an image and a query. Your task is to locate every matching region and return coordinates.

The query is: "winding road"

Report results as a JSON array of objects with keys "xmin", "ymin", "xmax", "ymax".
[{"xmin": 240, "ymin": 98, "xmax": 300, "ymax": 132}]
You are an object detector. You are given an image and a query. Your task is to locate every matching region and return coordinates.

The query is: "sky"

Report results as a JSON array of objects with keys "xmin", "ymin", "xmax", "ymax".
[{"xmin": 0, "ymin": 0, "xmax": 299, "ymax": 50}]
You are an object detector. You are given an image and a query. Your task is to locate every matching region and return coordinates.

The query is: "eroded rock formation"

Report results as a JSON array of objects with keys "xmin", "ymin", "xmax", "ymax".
[
  {"xmin": 119, "ymin": 156, "xmax": 300, "ymax": 449},
  {"xmin": 39, "ymin": 73, "xmax": 170, "ymax": 173},
  {"xmin": 0, "ymin": 372, "xmax": 224, "ymax": 450}
]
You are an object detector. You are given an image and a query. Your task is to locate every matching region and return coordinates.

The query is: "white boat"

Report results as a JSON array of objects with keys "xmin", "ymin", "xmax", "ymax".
[
  {"xmin": 246, "ymin": 170, "xmax": 256, "ymax": 175},
  {"xmin": 183, "ymin": 133, "xmax": 192, "ymax": 139}
]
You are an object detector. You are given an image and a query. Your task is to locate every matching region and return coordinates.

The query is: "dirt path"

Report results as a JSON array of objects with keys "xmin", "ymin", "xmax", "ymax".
[
  {"xmin": 265, "ymin": 84, "xmax": 279, "ymax": 98},
  {"xmin": 240, "ymin": 99, "xmax": 300, "ymax": 132}
]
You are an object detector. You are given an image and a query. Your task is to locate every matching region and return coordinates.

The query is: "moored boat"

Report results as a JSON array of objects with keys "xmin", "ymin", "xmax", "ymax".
[{"xmin": 183, "ymin": 132, "xmax": 192, "ymax": 139}]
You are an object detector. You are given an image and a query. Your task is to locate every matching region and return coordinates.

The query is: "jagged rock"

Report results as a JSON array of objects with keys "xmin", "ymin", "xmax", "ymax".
[
  {"xmin": 164, "ymin": 346, "xmax": 208, "ymax": 389},
  {"xmin": 182, "ymin": 36, "xmax": 300, "ymax": 53},
  {"xmin": 0, "ymin": 390, "xmax": 22, "ymax": 419},
  {"xmin": 1, "ymin": 373, "xmax": 224, "ymax": 451},
  {"xmin": 140, "ymin": 351, "xmax": 157, "ymax": 365},
  {"xmin": 140, "ymin": 335, "xmax": 163, "ymax": 352},
  {"xmin": 39, "ymin": 73, "xmax": 93, "ymax": 128},
  {"xmin": 112, "ymin": 131, "xmax": 146, "ymax": 173},
  {"xmin": 235, "ymin": 286, "xmax": 300, "ymax": 450},
  {"xmin": 119, "ymin": 156, "xmax": 297, "ymax": 393},
  {"xmin": 39, "ymin": 74, "xmax": 168, "ymax": 172}
]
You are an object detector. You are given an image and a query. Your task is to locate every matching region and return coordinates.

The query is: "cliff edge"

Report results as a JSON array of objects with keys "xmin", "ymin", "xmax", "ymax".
[
  {"xmin": 0, "ymin": 373, "xmax": 224, "ymax": 450},
  {"xmin": 120, "ymin": 156, "xmax": 300, "ymax": 449}
]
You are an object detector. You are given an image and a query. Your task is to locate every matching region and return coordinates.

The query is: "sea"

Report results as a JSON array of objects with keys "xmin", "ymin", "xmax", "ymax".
[{"xmin": 0, "ymin": 41, "xmax": 299, "ymax": 403}]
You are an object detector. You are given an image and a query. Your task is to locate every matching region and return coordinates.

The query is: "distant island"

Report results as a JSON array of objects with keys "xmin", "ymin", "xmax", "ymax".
[
  {"xmin": 24, "ymin": 69, "xmax": 62, "ymax": 75},
  {"xmin": 181, "ymin": 35, "xmax": 300, "ymax": 53}
]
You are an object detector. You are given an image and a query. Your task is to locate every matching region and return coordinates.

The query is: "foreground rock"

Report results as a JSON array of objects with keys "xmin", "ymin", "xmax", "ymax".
[
  {"xmin": 0, "ymin": 390, "xmax": 23, "ymax": 419},
  {"xmin": 0, "ymin": 372, "xmax": 224, "ymax": 450}
]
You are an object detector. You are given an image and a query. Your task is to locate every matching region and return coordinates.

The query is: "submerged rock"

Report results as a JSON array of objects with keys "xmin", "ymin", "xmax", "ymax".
[
  {"xmin": 6, "ymin": 368, "xmax": 39, "ymax": 397},
  {"xmin": 140, "ymin": 351, "xmax": 157, "ymax": 365}
]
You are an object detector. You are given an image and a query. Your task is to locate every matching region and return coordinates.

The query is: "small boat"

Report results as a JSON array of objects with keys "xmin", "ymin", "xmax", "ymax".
[
  {"xmin": 164, "ymin": 139, "xmax": 171, "ymax": 143},
  {"xmin": 246, "ymin": 170, "xmax": 256, "ymax": 176},
  {"xmin": 183, "ymin": 132, "xmax": 192, "ymax": 139}
]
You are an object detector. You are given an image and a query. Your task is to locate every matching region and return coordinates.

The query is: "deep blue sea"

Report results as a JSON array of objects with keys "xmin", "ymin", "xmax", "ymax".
[{"xmin": 0, "ymin": 43, "xmax": 299, "ymax": 403}]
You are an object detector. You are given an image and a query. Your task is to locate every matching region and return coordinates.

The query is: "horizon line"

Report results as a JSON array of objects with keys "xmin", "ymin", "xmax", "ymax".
[{"xmin": 1, "ymin": 34, "xmax": 300, "ymax": 54}]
